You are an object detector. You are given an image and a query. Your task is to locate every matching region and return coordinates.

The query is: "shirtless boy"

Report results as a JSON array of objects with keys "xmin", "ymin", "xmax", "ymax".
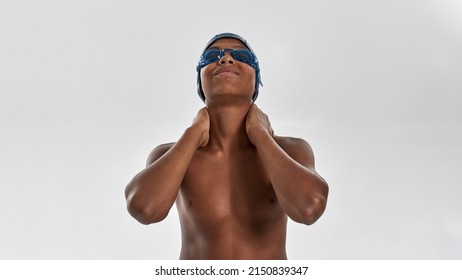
[{"xmin": 125, "ymin": 33, "xmax": 329, "ymax": 259}]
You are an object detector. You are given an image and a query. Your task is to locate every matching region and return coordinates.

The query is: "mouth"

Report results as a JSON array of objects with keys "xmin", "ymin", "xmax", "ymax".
[{"xmin": 214, "ymin": 66, "xmax": 239, "ymax": 76}]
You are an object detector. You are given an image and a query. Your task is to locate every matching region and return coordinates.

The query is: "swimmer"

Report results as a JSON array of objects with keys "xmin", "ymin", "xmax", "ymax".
[{"xmin": 125, "ymin": 33, "xmax": 329, "ymax": 259}]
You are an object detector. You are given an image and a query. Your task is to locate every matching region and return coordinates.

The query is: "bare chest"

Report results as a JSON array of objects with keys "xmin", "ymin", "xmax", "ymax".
[{"xmin": 177, "ymin": 150, "xmax": 283, "ymax": 228}]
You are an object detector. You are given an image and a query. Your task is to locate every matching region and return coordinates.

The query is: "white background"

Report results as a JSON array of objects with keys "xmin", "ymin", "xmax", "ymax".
[{"xmin": 1, "ymin": 0, "xmax": 461, "ymax": 259}]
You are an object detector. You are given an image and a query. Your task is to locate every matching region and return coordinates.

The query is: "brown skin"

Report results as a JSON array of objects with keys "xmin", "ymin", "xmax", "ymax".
[{"xmin": 125, "ymin": 38, "xmax": 329, "ymax": 259}]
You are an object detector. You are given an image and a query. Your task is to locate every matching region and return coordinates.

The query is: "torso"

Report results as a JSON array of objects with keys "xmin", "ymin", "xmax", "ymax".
[{"xmin": 175, "ymin": 142, "xmax": 288, "ymax": 259}]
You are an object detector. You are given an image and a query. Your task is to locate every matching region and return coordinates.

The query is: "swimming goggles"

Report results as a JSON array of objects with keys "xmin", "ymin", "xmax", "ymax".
[{"xmin": 196, "ymin": 48, "xmax": 259, "ymax": 71}]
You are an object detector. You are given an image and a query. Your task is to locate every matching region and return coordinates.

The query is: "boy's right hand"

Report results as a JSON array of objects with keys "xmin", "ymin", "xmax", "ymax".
[{"xmin": 192, "ymin": 107, "xmax": 210, "ymax": 148}]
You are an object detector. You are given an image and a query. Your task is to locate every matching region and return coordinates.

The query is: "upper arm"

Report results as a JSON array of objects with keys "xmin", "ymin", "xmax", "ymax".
[
  {"xmin": 146, "ymin": 142, "xmax": 175, "ymax": 167},
  {"xmin": 274, "ymin": 136, "xmax": 316, "ymax": 170}
]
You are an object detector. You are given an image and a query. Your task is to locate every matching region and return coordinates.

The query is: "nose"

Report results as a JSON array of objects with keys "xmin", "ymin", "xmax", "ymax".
[{"xmin": 219, "ymin": 52, "xmax": 234, "ymax": 65}]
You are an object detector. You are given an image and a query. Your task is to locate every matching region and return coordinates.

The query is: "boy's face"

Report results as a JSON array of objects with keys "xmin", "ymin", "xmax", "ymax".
[{"xmin": 200, "ymin": 38, "xmax": 256, "ymax": 104}]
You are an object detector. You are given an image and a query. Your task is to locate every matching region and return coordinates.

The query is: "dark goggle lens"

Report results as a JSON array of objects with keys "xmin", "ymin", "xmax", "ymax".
[
  {"xmin": 232, "ymin": 49, "xmax": 253, "ymax": 63},
  {"xmin": 202, "ymin": 49, "xmax": 221, "ymax": 63}
]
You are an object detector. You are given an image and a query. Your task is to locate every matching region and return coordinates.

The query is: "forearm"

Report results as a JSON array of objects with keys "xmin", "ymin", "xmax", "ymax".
[
  {"xmin": 125, "ymin": 125, "xmax": 203, "ymax": 224},
  {"xmin": 251, "ymin": 130, "xmax": 328, "ymax": 225}
]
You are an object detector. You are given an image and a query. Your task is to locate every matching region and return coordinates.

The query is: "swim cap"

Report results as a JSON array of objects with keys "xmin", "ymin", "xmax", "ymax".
[{"xmin": 196, "ymin": 32, "xmax": 263, "ymax": 102}]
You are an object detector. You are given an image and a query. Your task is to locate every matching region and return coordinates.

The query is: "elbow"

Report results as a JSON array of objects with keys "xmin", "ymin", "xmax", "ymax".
[
  {"xmin": 297, "ymin": 198, "xmax": 327, "ymax": 225},
  {"xmin": 126, "ymin": 195, "xmax": 169, "ymax": 225},
  {"xmin": 125, "ymin": 176, "xmax": 170, "ymax": 225},
  {"xmin": 294, "ymin": 182, "xmax": 329, "ymax": 225}
]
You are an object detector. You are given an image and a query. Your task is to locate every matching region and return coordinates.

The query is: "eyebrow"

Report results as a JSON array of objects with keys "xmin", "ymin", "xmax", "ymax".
[{"xmin": 207, "ymin": 44, "xmax": 248, "ymax": 50}]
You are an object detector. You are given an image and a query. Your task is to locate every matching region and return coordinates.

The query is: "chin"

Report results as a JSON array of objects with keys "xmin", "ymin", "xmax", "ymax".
[{"xmin": 205, "ymin": 94, "xmax": 253, "ymax": 105}]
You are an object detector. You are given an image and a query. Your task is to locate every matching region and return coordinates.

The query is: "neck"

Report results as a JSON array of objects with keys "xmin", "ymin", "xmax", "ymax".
[{"xmin": 205, "ymin": 102, "xmax": 253, "ymax": 152}]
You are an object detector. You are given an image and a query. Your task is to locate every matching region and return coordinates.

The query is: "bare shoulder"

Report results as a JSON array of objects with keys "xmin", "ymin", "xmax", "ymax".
[
  {"xmin": 273, "ymin": 135, "xmax": 315, "ymax": 168},
  {"xmin": 146, "ymin": 142, "xmax": 175, "ymax": 167}
]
